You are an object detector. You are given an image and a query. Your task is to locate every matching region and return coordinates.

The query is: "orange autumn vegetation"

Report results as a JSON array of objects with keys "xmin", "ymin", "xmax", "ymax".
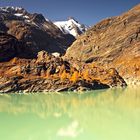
[
  {"xmin": 70, "ymin": 71, "xmax": 80, "ymax": 83},
  {"xmin": 60, "ymin": 70, "xmax": 69, "ymax": 81},
  {"xmin": 56, "ymin": 63, "xmax": 107, "ymax": 84}
]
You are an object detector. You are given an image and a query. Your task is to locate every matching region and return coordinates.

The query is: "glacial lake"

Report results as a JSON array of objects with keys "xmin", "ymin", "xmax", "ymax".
[{"xmin": 0, "ymin": 87, "xmax": 140, "ymax": 140}]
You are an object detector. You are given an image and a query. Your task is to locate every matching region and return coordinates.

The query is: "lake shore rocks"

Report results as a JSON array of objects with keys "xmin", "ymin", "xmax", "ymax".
[{"xmin": 0, "ymin": 51, "xmax": 127, "ymax": 93}]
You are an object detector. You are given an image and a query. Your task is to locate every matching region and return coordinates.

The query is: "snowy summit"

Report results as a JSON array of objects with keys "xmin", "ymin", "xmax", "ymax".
[{"xmin": 54, "ymin": 17, "xmax": 88, "ymax": 37}]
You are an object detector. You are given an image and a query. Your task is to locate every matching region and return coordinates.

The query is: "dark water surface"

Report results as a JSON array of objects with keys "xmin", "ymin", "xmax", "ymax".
[{"xmin": 0, "ymin": 87, "xmax": 140, "ymax": 140}]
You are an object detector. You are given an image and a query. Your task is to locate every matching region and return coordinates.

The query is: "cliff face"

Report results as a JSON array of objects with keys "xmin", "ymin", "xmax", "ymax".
[
  {"xmin": 65, "ymin": 4, "xmax": 140, "ymax": 84},
  {"xmin": 0, "ymin": 7, "xmax": 75, "ymax": 59}
]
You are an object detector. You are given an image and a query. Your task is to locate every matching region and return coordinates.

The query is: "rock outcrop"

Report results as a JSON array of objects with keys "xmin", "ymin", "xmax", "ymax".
[
  {"xmin": 0, "ymin": 51, "xmax": 126, "ymax": 93},
  {"xmin": 65, "ymin": 4, "xmax": 140, "ymax": 84}
]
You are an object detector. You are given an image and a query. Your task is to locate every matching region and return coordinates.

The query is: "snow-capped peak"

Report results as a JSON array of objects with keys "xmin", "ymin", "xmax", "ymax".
[
  {"xmin": 0, "ymin": 6, "xmax": 50, "ymax": 24},
  {"xmin": 0, "ymin": 6, "xmax": 26, "ymax": 13},
  {"xmin": 54, "ymin": 17, "xmax": 88, "ymax": 37},
  {"xmin": 0, "ymin": 6, "xmax": 30, "ymax": 19}
]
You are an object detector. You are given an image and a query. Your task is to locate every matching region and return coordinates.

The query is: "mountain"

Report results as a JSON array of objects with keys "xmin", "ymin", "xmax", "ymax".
[
  {"xmin": 0, "ymin": 7, "xmax": 127, "ymax": 92},
  {"xmin": 64, "ymin": 4, "xmax": 140, "ymax": 84},
  {"xmin": 0, "ymin": 6, "xmax": 75, "ymax": 61},
  {"xmin": 54, "ymin": 17, "xmax": 88, "ymax": 37}
]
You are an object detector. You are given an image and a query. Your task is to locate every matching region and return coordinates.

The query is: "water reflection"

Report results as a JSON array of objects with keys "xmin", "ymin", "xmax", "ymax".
[{"xmin": 0, "ymin": 87, "xmax": 140, "ymax": 140}]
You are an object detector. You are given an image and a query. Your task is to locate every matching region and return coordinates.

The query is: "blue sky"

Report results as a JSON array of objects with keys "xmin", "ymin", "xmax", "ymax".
[{"xmin": 0, "ymin": 0, "xmax": 139, "ymax": 25}]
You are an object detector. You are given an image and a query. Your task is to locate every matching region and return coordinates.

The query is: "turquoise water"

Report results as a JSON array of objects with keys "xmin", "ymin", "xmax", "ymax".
[{"xmin": 0, "ymin": 87, "xmax": 140, "ymax": 140}]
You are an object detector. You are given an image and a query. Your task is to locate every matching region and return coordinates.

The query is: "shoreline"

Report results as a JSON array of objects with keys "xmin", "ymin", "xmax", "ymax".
[
  {"xmin": 0, "ymin": 84, "xmax": 139, "ymax": 94},
  {"xmin": 124, "ymin": 78, "xmax": 140, "ymax": 86}
]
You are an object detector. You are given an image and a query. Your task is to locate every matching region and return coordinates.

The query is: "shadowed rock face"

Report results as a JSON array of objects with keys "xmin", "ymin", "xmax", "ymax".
[
  {"xmin": 0, "ymin": 32, "xmax": 24, "ymax": 62},
  {"xmin": 65, "ymin": 4, "xmax": 140, "ymax": 83},
  {"xmin": 0, "ymin": 7, "xmax": 75, "ymax": 59},
  {"xmin": 0, "ymin": 32, "xmax": 41, "ymax": 62}
]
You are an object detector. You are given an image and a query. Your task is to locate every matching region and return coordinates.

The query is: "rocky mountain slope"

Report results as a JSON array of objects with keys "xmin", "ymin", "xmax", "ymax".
[
  {"xmin": 65, "ymin": 4, "xmax": 140, "ymax": 84},
  {"xmin": 0, "ymin": 6, "xmax": 75, "ymax": 61},
  {"xmin": 0, "ymin": 32, "xmax": 28, "ymax": 62},
  {"xmin": 54, "ymin": 17, "xmax": 88, "ymax": 37}
]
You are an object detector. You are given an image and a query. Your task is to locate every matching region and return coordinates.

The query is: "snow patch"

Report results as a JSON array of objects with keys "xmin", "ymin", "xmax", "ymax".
[
  {"xmin": 0, "ymin": 6, "xmax": 24, "ymax": 12},
  {"xmin": 24, "ymin": 15, "xmax": 29, "ymax": 19},
  {"xmin": 14, "ymin": 13, "xmax": 23, "ymax": 17}
]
